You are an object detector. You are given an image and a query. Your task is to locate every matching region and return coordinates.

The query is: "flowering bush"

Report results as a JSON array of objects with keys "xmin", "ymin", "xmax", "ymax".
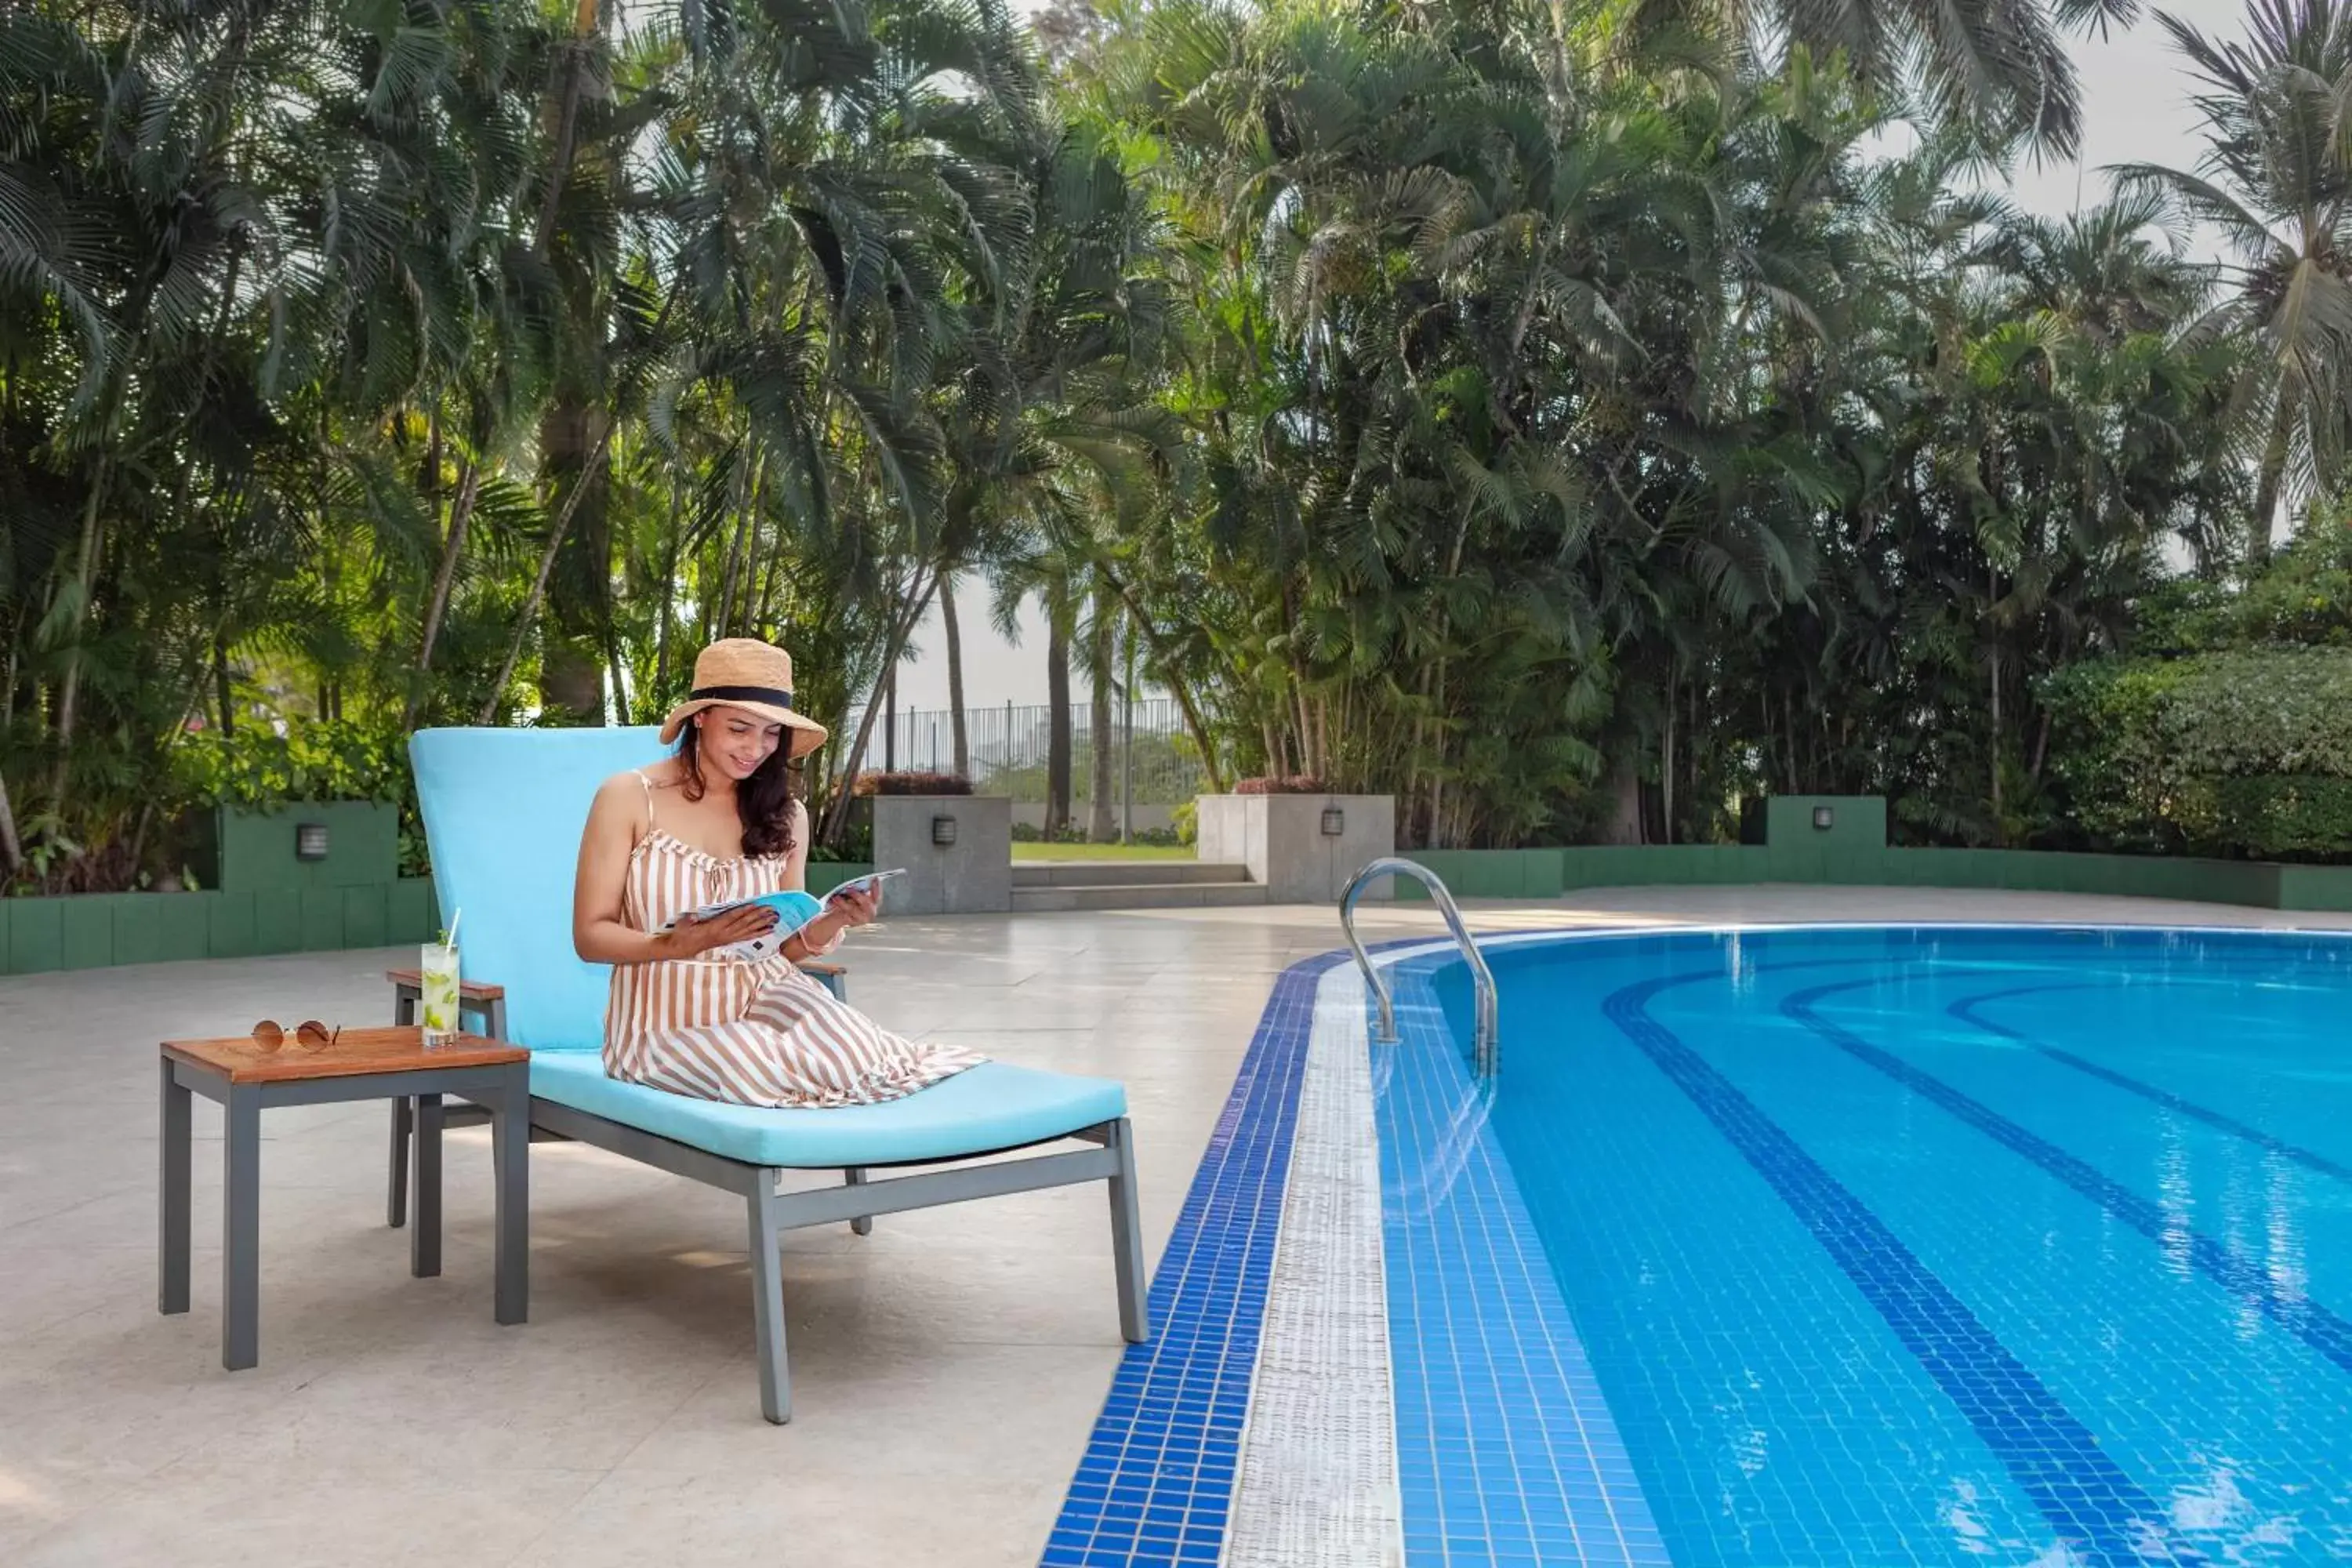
[{"xmin": 851, "ymin": 771, "xmax": 974, "ymax": 797}]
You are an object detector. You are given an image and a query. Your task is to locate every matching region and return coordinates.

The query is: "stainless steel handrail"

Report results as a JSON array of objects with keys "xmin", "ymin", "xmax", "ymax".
[{"xmin": 1340, "ymin": 856, "xmax": 1500, "ymax": 1076}]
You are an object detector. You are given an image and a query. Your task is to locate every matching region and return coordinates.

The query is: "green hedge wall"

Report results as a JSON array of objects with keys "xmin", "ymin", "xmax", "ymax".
[
  {"xmin": 2041, "ymin": 648, "xmax": 2352, "ymax": 861},
  {"xmin": 1392, "ymin": 844, "xmax": 2352, "ymax": 912},
  {"xmin": 0, "ymin": 862, "xmax": 872, "ymax": 977}
]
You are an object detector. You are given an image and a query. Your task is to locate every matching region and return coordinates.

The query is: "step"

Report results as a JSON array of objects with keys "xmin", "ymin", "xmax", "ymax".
[
  {"xmin": 1011, "ymin": 880, "xmax": 1269, "ymax": 913},
  {"xmin": 1011, "ymin": 861, "xmax": 1250, "ymax": 889}
]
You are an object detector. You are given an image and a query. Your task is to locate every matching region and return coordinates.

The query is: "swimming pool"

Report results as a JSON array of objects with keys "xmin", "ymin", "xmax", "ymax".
[
  {"xmin": 1041, "ymin": 922, "xmax": 2352, "ymax": 1568},
  {"xmin": 1381, "ymin": 925, "xmax": 2352, "ymax": 1566}
]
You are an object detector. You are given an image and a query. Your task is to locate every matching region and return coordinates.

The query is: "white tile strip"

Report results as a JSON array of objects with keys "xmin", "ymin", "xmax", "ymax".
[{"xmin": 1224, "ymin": 965, "xmax": 1404, "ymax": 1568}]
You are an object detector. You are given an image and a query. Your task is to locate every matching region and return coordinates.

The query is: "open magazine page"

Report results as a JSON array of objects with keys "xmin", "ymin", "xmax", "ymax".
[{"xmin": 655, "ymin": 871, "xmax": 904, "ymax": 964}]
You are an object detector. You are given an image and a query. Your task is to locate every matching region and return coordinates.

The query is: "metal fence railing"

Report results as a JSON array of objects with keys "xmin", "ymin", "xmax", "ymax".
[{"xmin": 852, "ymin": 698, "xmax": 1205, "ymax": 804}]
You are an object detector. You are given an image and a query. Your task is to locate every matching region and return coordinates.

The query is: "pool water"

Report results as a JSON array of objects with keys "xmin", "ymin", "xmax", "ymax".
[{"xmin": 1379, "ymin": 926, "xmax": 2352, "ymax": 1567}]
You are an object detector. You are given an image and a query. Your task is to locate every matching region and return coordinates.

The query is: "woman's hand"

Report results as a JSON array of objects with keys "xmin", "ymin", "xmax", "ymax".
[
  {"xmin": 656, "ymin": 903, "xmax": 778, "ymax": 960},
  {"xmin": 793, "ymin": 881, "xmax": 880, "ymax": 956},
  {"xmin": 827, "ymin": 881, "xmax": 883, "ymax": 929}
]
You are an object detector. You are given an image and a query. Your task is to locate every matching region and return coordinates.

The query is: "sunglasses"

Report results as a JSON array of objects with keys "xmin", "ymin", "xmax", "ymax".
[{"xmin": 250, "ymin": 1019, "xmax": 343, "ymax": 1053}]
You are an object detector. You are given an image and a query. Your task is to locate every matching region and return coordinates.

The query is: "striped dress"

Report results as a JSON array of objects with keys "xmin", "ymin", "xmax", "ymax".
[{"xmin": 602, "ymin": 775, "xmax": 983, "ymax": 1108}]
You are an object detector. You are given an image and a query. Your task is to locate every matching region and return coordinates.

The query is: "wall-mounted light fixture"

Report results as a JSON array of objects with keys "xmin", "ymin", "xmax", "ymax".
[
  {"xmin": 1812, "ymin": 805, "xmax": 1835, "ymax": 832},
  {"xmin": 1320, "ymin": 807, "xmax": 1346, "ymax": 837},
  {"xmin": 931, "ymin": 815, "xmax": 958, "ymax": 848},
  {"xmin": 296, "ymin": 822, "xmax": 331, "ymax": 862}
]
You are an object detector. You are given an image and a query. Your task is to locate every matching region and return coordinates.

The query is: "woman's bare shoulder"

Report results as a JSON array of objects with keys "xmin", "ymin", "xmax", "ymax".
[{"xmin": 595, "ymin": 760, "xmax": 683, "ymax": 797}]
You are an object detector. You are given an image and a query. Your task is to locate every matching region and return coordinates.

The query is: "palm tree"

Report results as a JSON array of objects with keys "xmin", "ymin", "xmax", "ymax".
[
  {"xmin": 1635, "ymin": 0, "xmax": 2114, "ymax": 154},
  {"xmin": 2115, "ymin": 0, "xmax": 2352, "ymax": 566}
]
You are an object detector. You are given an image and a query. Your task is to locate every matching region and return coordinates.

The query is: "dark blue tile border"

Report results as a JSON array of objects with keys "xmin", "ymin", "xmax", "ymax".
[
  {"xmin": 1948, "ymin": 982, "xmax": 2352, "ymax": 1187},
  {"xmin": 1785, "ymin": 975, "xmax": 2352, "ymax": 1381},
  {"xmin": 1603, "ymin": 971, "xmax": 2201, "ymax": 1568},
  {"xmin": 1040, "ymin": 950, "xmax": 1348, "ymax": 1567}
]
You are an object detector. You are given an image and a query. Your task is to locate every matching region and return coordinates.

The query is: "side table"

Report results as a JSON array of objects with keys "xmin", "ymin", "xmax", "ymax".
[{"xmin": 158, "ymin": 1027, "xmax": 532, "ymax": 1370}]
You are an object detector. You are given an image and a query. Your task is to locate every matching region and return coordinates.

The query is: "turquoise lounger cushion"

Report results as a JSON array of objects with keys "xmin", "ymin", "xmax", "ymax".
[
  {"xmin": 413, "ymin": 726, "xmax": 670, "ymax": 1051},
  {"xmin": 529, "ymin": 1052, "xmax": 1125, "ymax": 1167}
]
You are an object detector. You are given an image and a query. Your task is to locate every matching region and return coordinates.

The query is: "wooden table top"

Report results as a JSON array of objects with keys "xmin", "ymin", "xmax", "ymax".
[{"xmin": 162, "ymin": 1026, "xmax": 528, "ymax": 1085}]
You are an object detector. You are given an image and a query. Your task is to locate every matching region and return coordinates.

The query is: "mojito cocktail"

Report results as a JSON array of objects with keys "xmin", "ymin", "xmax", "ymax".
[{"xmin": 420, "ymin": 941, "xmax": 460, "ymax": 1045}]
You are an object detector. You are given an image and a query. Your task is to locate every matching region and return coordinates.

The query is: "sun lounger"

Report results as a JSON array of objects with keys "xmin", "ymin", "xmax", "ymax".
[{"xmin": 406, "ymin": 725, "xmax": 1147, "ymax": 1422}]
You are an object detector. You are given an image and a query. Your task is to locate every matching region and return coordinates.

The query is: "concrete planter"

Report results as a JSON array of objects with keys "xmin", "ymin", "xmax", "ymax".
[
  {"xmin": 868, "ymin": 796, "xmax": 1011, "ymax": 916},
  {"xmin": 1194, "ymin": 793, "xmax": 1396, "ymax": 904}
]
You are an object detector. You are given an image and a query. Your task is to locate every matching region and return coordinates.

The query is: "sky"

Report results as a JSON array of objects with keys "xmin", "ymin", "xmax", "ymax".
[{"xmin": 882, "ymin": 0, "xmax": 2255, "ymax": 713}]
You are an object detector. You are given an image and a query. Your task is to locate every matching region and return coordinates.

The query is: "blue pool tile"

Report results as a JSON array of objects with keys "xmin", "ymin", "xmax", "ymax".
[
  {"xmin": 1377, "ymin": 950, "xmax": 1675, "ymax": 1568},
  {"xmin": 1039, "ymin": 951, "xmax": 1359, "ymax": 1565}
]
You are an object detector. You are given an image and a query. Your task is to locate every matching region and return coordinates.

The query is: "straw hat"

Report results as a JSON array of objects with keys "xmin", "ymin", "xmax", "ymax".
[{"xmin": 659, "ymin": 639, "xmax": 829, "ymax": 756}]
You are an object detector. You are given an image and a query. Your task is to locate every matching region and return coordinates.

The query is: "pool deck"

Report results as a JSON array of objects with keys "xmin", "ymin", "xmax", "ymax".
[{"xmin": 5, "ymin": 885, "xmax": 2349, "ymax": 1566}]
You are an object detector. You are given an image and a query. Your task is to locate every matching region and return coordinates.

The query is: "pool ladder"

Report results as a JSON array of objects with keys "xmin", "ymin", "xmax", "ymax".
[{"xmin": 1340, "ymin": 856, "xmax": 1501, "ymax": 1076}]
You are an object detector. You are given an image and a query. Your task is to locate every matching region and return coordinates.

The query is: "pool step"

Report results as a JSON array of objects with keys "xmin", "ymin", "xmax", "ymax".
[
  {"xmin": 1011, "ymin": 878, "xmax": 1269, "ymax": 913},
  {"xmin": 1011, "ymin": 861, "xmax": 1249, "ymax": 888}
]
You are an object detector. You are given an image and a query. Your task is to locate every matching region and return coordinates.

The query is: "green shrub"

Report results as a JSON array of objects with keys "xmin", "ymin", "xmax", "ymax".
[
  {"xmin": 2041, "ymin": 648, "xmax": 2352, "ymax": 861},
  {"xmin": 171, "ymin": 722, "xmax": 428, "ymax": 877},
  {"xmin": 2208, "ymin": 776, "xmax": 2352, "ymax": 860}
]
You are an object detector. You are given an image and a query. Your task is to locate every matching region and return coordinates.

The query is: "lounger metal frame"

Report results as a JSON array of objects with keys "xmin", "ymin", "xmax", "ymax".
[
  {"xmin": 383, "ymin": 971, "xmax": 1148, "ymax": 1424},
  {"xmin": 532, "ymin": 1096, "xmax": 1149, "ymax": 1423}
]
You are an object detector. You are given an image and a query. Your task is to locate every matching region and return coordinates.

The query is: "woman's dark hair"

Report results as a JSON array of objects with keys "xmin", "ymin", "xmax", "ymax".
[{"xmin": 677, "ymin": 716, "xmax": 800, "ymax": 858}]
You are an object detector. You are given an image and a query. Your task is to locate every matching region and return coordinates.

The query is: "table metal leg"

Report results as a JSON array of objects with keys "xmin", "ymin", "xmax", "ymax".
[
  {"xmin": 491, "ymin": 1065, "xmax": 528, "ymax": 1324},
  {"xmin": 410, "ymin": 1092, "xmax": 442, "ymax": 1279},
  {"xmin": 222, "ymin": 1085, "xmax": 260, "ymax": 1370},
  {"xmin": 158, "ymin": 1059, "xmax": 191, "ymax": 1316},
  {"xmin": 387, "ymin": 1097, "xmax": 411, "ymax": 1229}
]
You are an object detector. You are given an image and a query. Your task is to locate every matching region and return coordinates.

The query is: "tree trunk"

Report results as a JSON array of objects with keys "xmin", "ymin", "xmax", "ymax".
[
  {"xmin": 815, "ymin": 572, "xmax": 938, "ymax": 847},
  {"xmin": 1045, "ymin": 604, "xmax": 1073, "ymax": 837},
  {"xmin": 0, "ymin": 765, "xmax": 20, "ymax": 876},
  {"xmin": 2249, "ymin": 391, "xmax": 2295, "ymax": 570},
  {"xmin": 942, "ymin": 575, "xmax": 970, "ymax": 782},
  {"xmin": 1661, "ymin": 691, "xmax": 1675, "ymax": 846},
  {"xmin": 214, "ymin": 636, "xmax": 235, "ymax": 735},
  {"xmin": 655, "ymin": 477, "xmax": 683, "ymax": 701},
  {"xmin": 717, "ymin": 443, "xmax": 757, "ymax": 636},
  {"xmin": 49, "ymin": 457, "xmax": 109, "ymax": 798},
  {"xmin": 1099, "ymin": 568, "xmax": 1225, "ymax": 792},
  {"xmin": 535, "ymin": 400, "xmax": 610, "ymax": 724},
  {"xmin": 1087, "ymin": 584, "xmax": 1116, "ymax": 842},
  {"xmin": 1599, "ymin": 749, "xmax": 1644, "ymax": 845},
  {"xmin": 407, "ymin": 458, "xmax": 483, "ymax": 726},
  {"xmin": 1989, "ymin": 645, "xmax": 2003, "ymax": 836},
  {"xmin": 477, "ymin": 416, "xmax": 618, "ymax": 724}
]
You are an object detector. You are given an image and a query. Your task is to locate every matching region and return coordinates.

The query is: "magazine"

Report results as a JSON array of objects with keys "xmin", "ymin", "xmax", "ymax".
[{"xmin": 657, "ymin": 870, "xmax": 906, "ymax": 964}]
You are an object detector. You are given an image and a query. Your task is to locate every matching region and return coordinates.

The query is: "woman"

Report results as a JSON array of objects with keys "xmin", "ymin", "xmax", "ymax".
[{"xmin": 572, "ymin": 637, "xmax": 982, "ymax": 1107}]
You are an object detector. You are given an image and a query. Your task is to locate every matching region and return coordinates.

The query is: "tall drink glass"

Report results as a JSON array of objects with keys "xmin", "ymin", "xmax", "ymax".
[{"xmin": 420, "ymin": 939, "xmax": 460, "ymax": 1047}]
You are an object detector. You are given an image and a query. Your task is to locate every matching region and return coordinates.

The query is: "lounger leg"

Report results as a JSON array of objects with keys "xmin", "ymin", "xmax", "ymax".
[
  {"xmin": 747, "ymin": 1174, "xmax": 790, "ymax": 1424},
  {"xmin": 844, "ymin": 1167, "xmax": 872, "ymax": 1236},
  {"xmin": 1105, "ymin": 1118, "xmax": 1149, "ymax": 1343}
]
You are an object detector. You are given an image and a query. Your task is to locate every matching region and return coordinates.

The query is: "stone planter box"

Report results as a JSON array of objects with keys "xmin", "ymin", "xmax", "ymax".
[
  {"xmin": 1194, "ymin": 793, "xmax": 1396, "ymax": 904},
  {"xmin": 868, "ymin": 795, "xmax": 1011, "ymax": 916}
]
